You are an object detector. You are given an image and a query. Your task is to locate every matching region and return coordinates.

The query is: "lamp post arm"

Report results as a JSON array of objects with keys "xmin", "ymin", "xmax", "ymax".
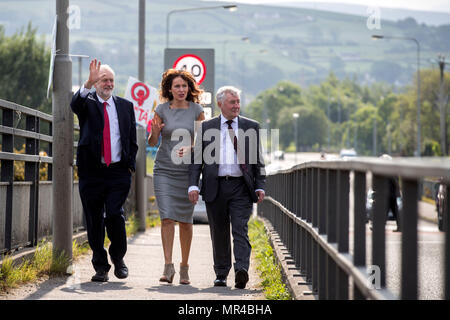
[{"xmin": 166, "ymin": 5, "xmax": 237, "ymax": 48}]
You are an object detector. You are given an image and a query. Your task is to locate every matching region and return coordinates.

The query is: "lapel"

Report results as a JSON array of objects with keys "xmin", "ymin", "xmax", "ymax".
[
  {"xmin": 93, "ymin": 92, "xmax": 104, "ymax": 127},
  {"xmin": 213, "ymin": 115, "xmax": 221, "ymax": 130},
  {"xmin": 113, "ymin": 95, "xmax": 125, "ymax": 140},
  {"xmin": 237, "ymin": 115, "xmax": 247, "ymax": 131},
  {"xmin": 237, "ymin": 116, "xmax": 250, "ymax": 166},
  {"xmin": 208, "ymin": 116, "xmax": 221, "ymax": 168}
]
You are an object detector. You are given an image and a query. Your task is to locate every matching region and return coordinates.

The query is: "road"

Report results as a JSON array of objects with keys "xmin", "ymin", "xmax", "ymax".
[{"xmin": 267, "ymin": 152, "xmax": 444, "ymax": 299}]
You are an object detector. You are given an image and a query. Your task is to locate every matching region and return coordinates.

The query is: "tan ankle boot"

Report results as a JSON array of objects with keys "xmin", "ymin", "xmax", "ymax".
[
  {"xmin": 159, "ymin": 263, "xmax": 175, "ymax": 283},
  {"xmin": 179, "ymin": 264, "xmax": 190, "ymax": 285}
]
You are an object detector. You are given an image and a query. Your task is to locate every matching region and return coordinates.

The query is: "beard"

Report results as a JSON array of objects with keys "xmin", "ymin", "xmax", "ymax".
[{"xmin": 96, "ymin": 86, "xmax": 113, "ymax": 99}]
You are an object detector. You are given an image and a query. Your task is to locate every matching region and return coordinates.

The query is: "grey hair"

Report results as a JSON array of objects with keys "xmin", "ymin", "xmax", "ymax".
[
  {"xmin": 99, "ymin": 64, "xmax": 115, "ymax": 76},
  {"xmin": 216, "ymin": 86, "xmax": 241, "ymax": 104}
]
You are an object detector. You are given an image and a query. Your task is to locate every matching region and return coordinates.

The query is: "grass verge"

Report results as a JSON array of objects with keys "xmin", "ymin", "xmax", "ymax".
[
  {"xmin": 0, "ymin": 239, "xmax": 90, "ymax": 294},
  {"xmin": 1, "ymin": 212, "xmax": 160, "ymax": 295},
  {"xmin": 248, "ymin": 217, "xmax": 292, "ymax": 300}
]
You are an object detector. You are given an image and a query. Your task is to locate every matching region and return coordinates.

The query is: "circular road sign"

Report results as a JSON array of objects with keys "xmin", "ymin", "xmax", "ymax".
[{"xmin": 173, "ymin": 54, "xmax": 207, "ymax": 85}]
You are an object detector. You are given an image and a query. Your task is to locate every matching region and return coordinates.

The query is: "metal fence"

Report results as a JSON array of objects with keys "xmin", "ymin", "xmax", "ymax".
[
  {"xmin": 0, "ymin": 98, "xmax": 85, "ymax": 254},
  {"xmin": 257, "ymin": 158, "xmax": 450, "ymax": 299}
]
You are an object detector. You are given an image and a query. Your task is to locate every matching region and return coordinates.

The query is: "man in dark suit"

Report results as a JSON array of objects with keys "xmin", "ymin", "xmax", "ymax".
[
  {"xmin": 70, "ymin": 59, "xmax": 138, "ymax": 282},
  {"xmin": 188, "ymin": 86, "xmax": 265, "ymax": 289}
]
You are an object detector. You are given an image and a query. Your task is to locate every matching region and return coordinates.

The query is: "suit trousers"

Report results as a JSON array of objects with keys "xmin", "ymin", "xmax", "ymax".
[
  {"xmin": 78, "ymin": 162, "xmax": 131, "ymax": 272},
  {"xmin": 205, "ymin": 177, "xmax": 253, "ymax": 278}
]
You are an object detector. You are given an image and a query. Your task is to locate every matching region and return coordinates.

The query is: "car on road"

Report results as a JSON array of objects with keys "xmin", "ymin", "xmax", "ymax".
[
  {"xmin": 339, "ymin": 148, "xmax": 357, "ymax": 159},
  {"xmin": 435, "ymin": 183, "xmax": 447, "ymax": 231},
  {"xmin": 273, "ymin": 150, "xmax": 285, "ymax": 160}
]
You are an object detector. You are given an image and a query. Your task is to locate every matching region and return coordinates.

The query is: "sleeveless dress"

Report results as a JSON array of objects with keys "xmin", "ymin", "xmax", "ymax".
[{"xmin": 153, "ymin": 101, "xmax": 204, "ymax": 223}]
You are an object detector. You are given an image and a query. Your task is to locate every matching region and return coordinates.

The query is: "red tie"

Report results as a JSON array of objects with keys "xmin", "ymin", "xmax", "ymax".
[
  {"xmin": 225, "ymin": 120, "xmax": 247, "ymax": 173},
  {"xmin": 102, "ymin": 101, "xmax": 112, "ymax": 166}
]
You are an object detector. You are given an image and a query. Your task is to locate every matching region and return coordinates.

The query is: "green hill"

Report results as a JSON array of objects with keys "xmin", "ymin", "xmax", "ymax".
[{"xmin": 0, "ymin": 0, "xmax": 448, "ymax": 104}]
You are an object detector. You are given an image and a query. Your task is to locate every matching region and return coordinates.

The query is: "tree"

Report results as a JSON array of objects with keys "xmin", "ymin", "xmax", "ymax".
[
  {"xmin": 370, "ymin": 60, "xmax": 404, "ymax": 83},
  {"xmin": 0, "ymin": 23, "xmax": 51, "ymax": 113},
  {"xmin": 277, "ymin": 105, "xmax": 327, "ymax": 150},
  {"xmin": 246, "ymin": 80, "xmax": 303, "ymax": 129}
]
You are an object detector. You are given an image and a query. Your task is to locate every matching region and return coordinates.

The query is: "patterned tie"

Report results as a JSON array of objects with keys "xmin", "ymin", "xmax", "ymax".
[
  {"xmin": 102, "ymin": 101, "xmax": 112, "ymax": 166},
  {"xmin": 225, "ymin": 119, "xmax": 247, "ymax": 172}
]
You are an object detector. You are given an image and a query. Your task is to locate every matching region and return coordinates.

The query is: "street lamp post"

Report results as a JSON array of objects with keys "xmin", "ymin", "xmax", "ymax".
[
  {"xmin": 293, "ymin": 113, "xmax": 299, "ymax": 163},
  {"xmin": 372, "ymin": 34, "xmax": 421, "ymax": 156},
  {"xmin": 166, "ymin": 5, "xmax": 237, "ymax": 48},
  {"xmin": 431, "ymin": 54, "xmax": 449, "ymax": 156}
]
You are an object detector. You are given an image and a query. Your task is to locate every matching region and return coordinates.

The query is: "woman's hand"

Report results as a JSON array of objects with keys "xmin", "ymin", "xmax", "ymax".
[
  {"xmin": 151, "ymin": 116, "xmax": 165, "ymax": 133},
  {"xmin": 177, "ymin": 146, "xmax": 191, "ymax": 158}
]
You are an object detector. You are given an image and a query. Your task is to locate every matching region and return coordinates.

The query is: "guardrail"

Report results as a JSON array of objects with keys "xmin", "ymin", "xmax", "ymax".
[
  {"xmin": 257, "ymin": 158, "xmax": 450, "ymax": 299},
  {"xmin": 0, "ymin": 98, "xmax": 84, "ymax": 254}
]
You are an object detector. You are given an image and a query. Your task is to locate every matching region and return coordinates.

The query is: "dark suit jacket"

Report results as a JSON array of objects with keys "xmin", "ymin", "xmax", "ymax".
[
  {"xmin": 70, "ymin": 90, "xmax": 138, "ymax": 174},
  {"xmin": 189, "ymin": 115, "xmax": 266, "ymax": 203}
]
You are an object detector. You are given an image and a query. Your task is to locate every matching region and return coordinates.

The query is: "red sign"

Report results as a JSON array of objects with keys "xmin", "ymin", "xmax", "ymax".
[{"xmin": 173, "ymin": 54, "xmax": 207, "ymax": 85}]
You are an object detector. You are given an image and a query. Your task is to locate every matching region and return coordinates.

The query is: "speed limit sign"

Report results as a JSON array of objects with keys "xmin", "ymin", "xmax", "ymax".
[
  {"xmin": 173, "ymin": 54, "xmax": 206, "ymax": 85},
  {"xmin": 164, "ymin": 48, "xmax": 215, "ymax": 113}
]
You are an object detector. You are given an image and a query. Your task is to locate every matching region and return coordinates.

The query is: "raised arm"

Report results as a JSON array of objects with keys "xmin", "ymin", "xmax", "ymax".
[
  {"xmin": 84, "ymin": 59, "xmax": 107, "ymax": 89},
  {"xmin": 148, "ymin": 112, "xmax": 164, "ymax": 147}
]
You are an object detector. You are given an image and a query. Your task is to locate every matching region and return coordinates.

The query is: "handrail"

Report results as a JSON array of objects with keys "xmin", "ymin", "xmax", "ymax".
[{"xmin": 258, "ymin": 157, "xmax": 449, "ymax": 300}]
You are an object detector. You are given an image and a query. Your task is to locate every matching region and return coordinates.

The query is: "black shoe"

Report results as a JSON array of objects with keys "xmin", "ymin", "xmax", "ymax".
[
  {"xmin": 113, "ymin": 260, "xmax": 128, "ymax": 279},
  {"xmin": 214, "ymin": 275, "xmax": 227, "ymax": 287},
  {"xmin": 235, "ymin": 269, "xmax": 249, "ymax": 289},
  {"xmin": 91, "ymin": 270, "xmax": 109, "ymax": 282}
]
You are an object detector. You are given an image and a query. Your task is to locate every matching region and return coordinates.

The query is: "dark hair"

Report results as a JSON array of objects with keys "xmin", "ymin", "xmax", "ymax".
[{"xmin": 159, "ymin": 69, "xmax": 203, "ymax": 103}]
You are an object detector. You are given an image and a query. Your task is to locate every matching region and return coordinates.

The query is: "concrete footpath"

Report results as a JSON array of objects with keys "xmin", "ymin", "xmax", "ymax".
[{"xmin": 1, "ymin": 224, "xmax": 265, "ymax": 300}]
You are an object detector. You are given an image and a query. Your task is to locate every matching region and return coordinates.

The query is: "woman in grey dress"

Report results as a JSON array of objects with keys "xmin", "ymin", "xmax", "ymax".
[{"xmin": 148, "ymin": 69, "xmax": 205, "ymax": 285}]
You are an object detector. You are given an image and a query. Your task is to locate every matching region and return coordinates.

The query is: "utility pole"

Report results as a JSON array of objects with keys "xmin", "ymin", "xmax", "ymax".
[
  {"xmin": 52, "ymin": 0, "xmax": 73, "ymax": 265},
  {"xmin": 136, "ymin": 0, "xmax": 147, "ymax": 231},
  {"xmin": 437, "ymin": 54, "xmax": 449, "ymax": 156},
  {"xmin": 373, "ymin": 117, "xmax": 377, "ymax": 156}
]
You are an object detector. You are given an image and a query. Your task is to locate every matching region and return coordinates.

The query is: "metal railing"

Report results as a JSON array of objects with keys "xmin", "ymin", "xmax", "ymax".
[
  {"xmin": 257, "ymin": 157, "xmax": 450, "ymax": 299},
  {"xmin": 0, "ymin": 98, "xmax": 84, "ymax": 254}
]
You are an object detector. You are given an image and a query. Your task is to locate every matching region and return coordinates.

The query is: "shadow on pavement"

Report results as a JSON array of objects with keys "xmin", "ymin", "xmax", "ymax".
[{"xmin": 146, "ymin": 284, "xmax": 263, "ymax": 297}]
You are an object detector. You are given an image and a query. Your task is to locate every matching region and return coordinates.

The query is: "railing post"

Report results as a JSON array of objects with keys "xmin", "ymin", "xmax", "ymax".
[
  {"xmin": 294, "ymin": 169, "xmax": 301, "ymax": 269},
  {"xmin": 372, "ymin": 174, "xmax": 387, "ymax": 288},
  {"xmin": 337, "ymin": 169, "xmax": 349, "ymax": 299},
  {"xmin": 306, "ymin": 168, "xmax": 312, "ymax": 282},
  {"xmin": 401, "ymin": 178, "xmax": 418, "ymax": 299},
  {"xmin": 318, "ymin": 168, "xmax": 327, "ymax": 299},
  {"xmin": 327, "ymin": 169, "xmax": 337, "ymax": 243},
  {"xmin": 312, "ymin": 168, "xmax": 318, "ymax": 293},
  {"xmin": 25, "ymin": 115, "xmax": 39, "ymax": 247},
  {"xmin": 300, "ymin": 169, "xmax": 307, "ymax": 275},
  {"xmin": 1, "ymin": 109, "xmax": 14, "ymax": 252},
  {"xmin": 353, "ymin": 170, "xmax": 367, "ymax": 299},
  {"xmin": 326, "ymin": 169, "xmax": 337, "ymax": 299}
]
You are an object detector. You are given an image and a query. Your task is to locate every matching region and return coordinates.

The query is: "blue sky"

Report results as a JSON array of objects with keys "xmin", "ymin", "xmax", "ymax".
[{"xmin": 203, "ymin": 0, "xmax": 450, "ymax": 13}]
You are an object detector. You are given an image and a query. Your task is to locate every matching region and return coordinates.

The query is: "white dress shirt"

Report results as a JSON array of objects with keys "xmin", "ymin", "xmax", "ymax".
[
  {"xmin": 218, "ymin": 114, "xmax": 242, "ymax": 177},
  {"xmin": 79, "ymin": 85, "xmax": 122, "ymax": 164},
  {"xmin": 188, "ymin": 114, "xmax": 264, "ymax": 195}
]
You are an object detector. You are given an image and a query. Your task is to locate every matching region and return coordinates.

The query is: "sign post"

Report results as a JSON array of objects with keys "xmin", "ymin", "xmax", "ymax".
[{"xmin": 164, "ymin": 48, "xmax": 215, "ymax": 118}]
